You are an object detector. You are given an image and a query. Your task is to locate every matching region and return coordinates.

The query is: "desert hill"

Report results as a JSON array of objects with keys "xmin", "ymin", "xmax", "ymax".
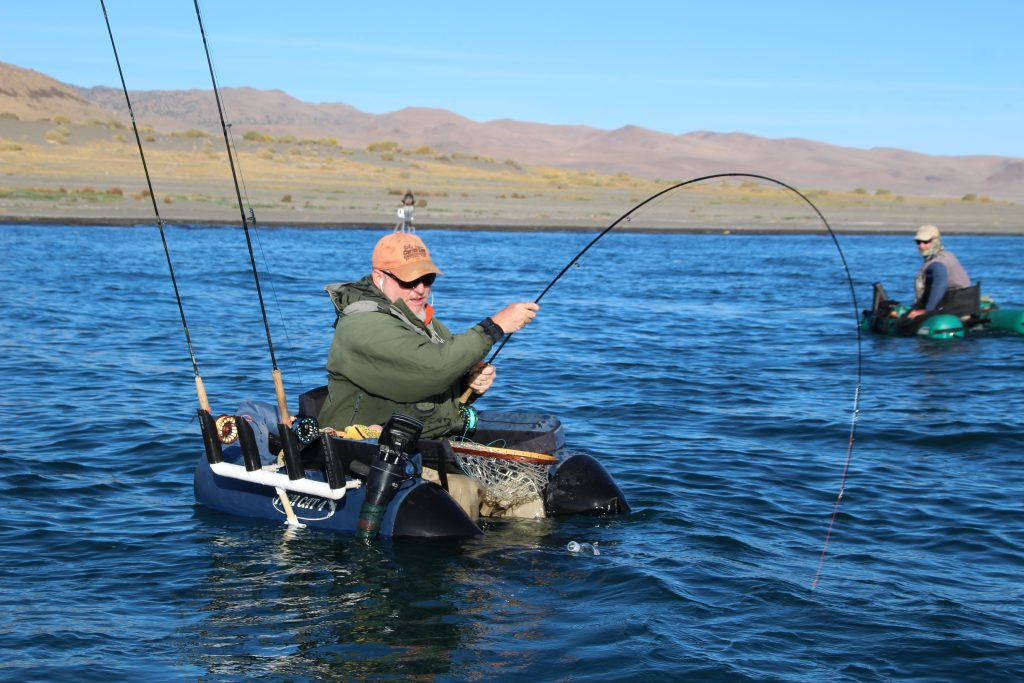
[
  {"xmin": 2, "ymin": 59, "xmax": 1023, "ymax": 202},
  {"xmin": 0, "ymin": 62, "xmax": 117, "ymax": 123}
]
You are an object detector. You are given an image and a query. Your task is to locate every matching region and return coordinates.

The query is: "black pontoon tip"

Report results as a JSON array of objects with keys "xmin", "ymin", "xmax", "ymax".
[
  {"xmin": 392, "ymin": 482, "xmax": 483, "ymax": 538},
  {"xmin": 544, "ymin": 452, "xmax": 630, "ymax": 516}
]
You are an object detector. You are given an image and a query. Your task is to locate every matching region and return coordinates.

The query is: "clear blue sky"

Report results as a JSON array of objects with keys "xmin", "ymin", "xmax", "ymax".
[{"xmin": 4, "ymin": 1, "xmax": 1022, "ymax": 157}]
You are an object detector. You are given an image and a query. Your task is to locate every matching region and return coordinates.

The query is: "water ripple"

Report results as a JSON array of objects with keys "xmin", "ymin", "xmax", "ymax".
[{"xmin": 1, "ymin": 226, "xmax": 1023, "ymax": 681}]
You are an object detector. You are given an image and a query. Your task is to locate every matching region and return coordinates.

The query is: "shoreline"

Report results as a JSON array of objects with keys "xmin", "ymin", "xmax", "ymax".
[{"xmin": 2, "ymin": 213, "xmax": 1023, "ymax": 236}]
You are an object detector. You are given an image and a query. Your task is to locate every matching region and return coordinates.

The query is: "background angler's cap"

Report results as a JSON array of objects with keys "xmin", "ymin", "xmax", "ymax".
[
  {"xmin": 915, "ymin": 224, "xmax": 941, "ymax": 241},
  {"xmin": 371, "ymin": 232, "xmax": 443, "ymax": 281}
]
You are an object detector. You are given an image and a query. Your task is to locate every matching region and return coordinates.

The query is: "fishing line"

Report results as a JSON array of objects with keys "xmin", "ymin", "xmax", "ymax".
[
  {"xmin": 490, "ymin": 172, "xmax": 862, "ymax": 591},
  {"xmin": 193, "ymin": 0, "xmax": 294, "ymax": 423},
  {"xmin": 100, "ymin": 0, "xmax": 213, "ymax": 413}
]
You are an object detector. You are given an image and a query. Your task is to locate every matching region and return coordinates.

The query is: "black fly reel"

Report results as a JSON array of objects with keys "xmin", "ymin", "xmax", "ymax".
[{"xmin": 292, "ymin": 414, "xmax": 320, "ymax": 446}]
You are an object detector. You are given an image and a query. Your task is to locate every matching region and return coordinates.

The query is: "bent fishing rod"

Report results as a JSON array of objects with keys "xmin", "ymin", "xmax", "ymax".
[
  {"xmin": 192, "ymin": 0, "xmax": 292, "ymax": 425},
  {"xmin": 491, "ymin": 172, "xmax": 862, "ymax": 591},
  {"xmin": 100, "ymin": 0, "xmax": 213, "ymax": 414}
]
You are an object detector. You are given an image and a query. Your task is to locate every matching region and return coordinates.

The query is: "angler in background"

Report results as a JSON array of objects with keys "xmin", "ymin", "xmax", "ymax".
[
  {"xmin": 396, "ymin": 190, "xmax": 416, "ymax": 232},
  {"xmin": 904, "ymin": 224, "xmax": 974, "ymax": 323},
  {"xmin": 318, "ymin": 232, "xmax": 538, "ymax": 439}
]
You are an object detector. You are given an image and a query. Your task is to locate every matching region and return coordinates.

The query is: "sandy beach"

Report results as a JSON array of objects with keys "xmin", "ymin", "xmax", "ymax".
[{"xmin": 2, "ymin": 119, "xmax": 1021, "ymax": 234}]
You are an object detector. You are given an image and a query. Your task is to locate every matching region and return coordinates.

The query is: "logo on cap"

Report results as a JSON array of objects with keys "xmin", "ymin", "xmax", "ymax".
[{"xmin": 403, "ymin": 244, "xmax": 428, "ymax": 261}]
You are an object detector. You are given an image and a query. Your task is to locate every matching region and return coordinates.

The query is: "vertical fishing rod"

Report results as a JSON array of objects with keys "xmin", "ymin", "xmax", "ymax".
[
  {"xmin": 192, "ymin": 0, "xmax": 303, "ymax": 527},
  {"xmin": 100, "ymin": 0, "xmax": 212, "ymax": 414},
  {"xmin": 192, "ymin": 0, "xmax": 291, "ymax": 425},
  {"xmin": 487, "ymin": 172, "xmax": 862, "ymax": 590}
]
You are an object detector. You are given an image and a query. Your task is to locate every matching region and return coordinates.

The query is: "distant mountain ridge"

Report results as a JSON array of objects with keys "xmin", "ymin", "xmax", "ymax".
[{"xmin": 2, "ymin": 60, "xmax": 1022, "ymax": 200}]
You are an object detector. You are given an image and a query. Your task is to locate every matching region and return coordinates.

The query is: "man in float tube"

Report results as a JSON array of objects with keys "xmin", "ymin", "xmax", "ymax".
[
  {"xmin": 318, "ymin": 232, "xmax": 538, "ymax": 439},
  {"xmin": 901, "ymin": 224, "xmax": 975, "ymax": 330}
]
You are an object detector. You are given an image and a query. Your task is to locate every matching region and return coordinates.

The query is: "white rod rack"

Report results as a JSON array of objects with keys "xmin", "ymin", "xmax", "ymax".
[{"xmin": 210, "ymin": 461, "xmax": 361, "ymax": 500}]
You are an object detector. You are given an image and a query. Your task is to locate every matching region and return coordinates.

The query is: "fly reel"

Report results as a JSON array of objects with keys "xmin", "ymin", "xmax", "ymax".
[
  {"xmin": 214, "ymin": 415, "xmax": 239, "ymax": 444},
  {"xmin": 292, "ymin": 415, "xmax": 320, "ymax": 446}
]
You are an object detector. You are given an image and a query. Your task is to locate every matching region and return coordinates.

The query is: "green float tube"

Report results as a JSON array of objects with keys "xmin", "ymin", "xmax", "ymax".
[
  {"xmin": 914, "ymin": 314, "xmax": 965, "ymax": 339},
  {"xmin": 860, "ymin": 282, "xmax": 1024, "ymax": 339},
  {"xmin": 983, "ymin": 307, "xmax": 1024, "ymax": 335}
]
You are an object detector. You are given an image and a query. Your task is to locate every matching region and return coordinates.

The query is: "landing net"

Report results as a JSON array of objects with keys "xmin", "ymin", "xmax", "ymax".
[
  {"xmin": 334, "ymin": 425, "xmax": 556, "ymax": 510},
  {"xmin": 450, "ymin": 442, "xmax": 554, "ymax": 511}
]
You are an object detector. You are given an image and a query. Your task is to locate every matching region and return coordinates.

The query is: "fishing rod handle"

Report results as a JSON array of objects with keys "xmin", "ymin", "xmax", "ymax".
[
  {"xmin": 195, "ymin": 375, "xmax": 212, "ymax": 413},
  {"xmin": 273, "ymin": 369, "xmax": 291, "ymax": 424}
]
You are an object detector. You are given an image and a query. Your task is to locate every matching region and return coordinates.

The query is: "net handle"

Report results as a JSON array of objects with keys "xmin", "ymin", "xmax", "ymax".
[{"xmin": 449, "ymin": 442, "xmax": 557, "ymax": 465}]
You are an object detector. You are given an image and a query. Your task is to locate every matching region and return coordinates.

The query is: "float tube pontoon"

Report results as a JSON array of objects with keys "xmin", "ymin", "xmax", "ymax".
[
  {"xmin": 194, "ymin": 388, "xmax": 629, "ymax": 538},
  {"xmin": 860, "ymin": 282, "xmax": 1024, "ymax": 339}
]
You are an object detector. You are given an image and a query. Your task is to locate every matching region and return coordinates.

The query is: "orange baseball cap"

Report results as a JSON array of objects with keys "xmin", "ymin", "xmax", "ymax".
[{"xmin": 371, "ymin": 232, "xmax": 443, "ymax": 281}]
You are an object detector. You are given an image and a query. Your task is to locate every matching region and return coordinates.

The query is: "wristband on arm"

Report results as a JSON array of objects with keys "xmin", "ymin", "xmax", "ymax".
[{"xmin": 477, "ymin": 317, "xmax": 504, "ymax": 343}]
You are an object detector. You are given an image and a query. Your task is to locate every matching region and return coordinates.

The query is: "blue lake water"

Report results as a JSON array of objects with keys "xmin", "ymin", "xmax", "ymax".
[{"xmin": 1, "ymin": 223, "xmax": 1022, "ymax": 681}]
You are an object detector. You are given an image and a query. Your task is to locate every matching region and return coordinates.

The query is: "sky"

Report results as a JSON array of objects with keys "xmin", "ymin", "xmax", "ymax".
[{"xmin": 3, "ymin": 1, "xmax": 1022, "ymax": 157}]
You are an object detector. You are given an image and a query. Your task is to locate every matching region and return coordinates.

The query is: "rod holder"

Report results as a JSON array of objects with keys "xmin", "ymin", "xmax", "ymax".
[
  {"xmin": 319, "ymin": 432, "xmax": 347, "ymax": 490},
  {"xmin": 279, "ymin": 423, "xmax": 305, "ymax": 481},
  {"xmin": 236, "ymin": 416, "xmax": 263, "ymax": 472},
  {"xmin": 199, "ymin": 409, "xmax": 223, "ymax": 465}
]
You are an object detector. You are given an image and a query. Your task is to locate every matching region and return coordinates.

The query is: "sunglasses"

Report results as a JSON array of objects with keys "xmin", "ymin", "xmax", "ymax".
[
  {"xmin": 915, "ymin": 238, "xmax": 934, "ymax": 245},
  {"xmin": 383, "ymin": 270, "xmax": 436, "ymax": 288}
]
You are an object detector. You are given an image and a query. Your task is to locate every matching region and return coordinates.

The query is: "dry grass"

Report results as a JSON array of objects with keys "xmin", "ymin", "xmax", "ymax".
[{"xmin": 0, "ymin": 119, "xmax": 1021, "ymax": 233}]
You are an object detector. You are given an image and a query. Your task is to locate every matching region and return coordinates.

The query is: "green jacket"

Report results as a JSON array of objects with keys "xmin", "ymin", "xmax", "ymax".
[{"xmin": 317, "ymin": 276, "xmax": 495, "ymax": 438}]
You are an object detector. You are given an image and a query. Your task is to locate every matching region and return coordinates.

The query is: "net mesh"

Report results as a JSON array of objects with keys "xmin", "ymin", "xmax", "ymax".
[
  {"xmin": 334, "ymin": 425, "xmax": 553, "ymax": 510},
  {"xmin": 453, "ymin": 451, "xmax": 551, "ymax": 510}
]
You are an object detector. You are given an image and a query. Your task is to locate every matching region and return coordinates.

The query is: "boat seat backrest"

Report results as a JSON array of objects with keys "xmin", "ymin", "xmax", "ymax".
[
  {"xmin": 299, "ymin": 385, "xmax": 329, "ymax": 418},
  {"xmin": 944, "ymin": 281, "xmax": 981, "ymax": 319},
  {"xmin": 964, "ymin": 281, "xmax": 981, "ymax": 307}
]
